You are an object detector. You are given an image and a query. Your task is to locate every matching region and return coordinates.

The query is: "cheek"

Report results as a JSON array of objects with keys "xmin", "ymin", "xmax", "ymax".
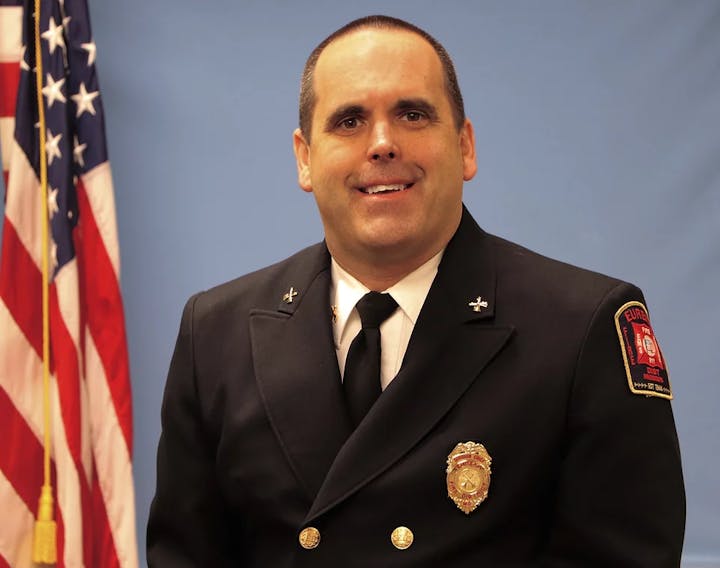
[
  {"xmin": 415, "ymin": 135, "xmax": 463, "ymax": 169},
  {"xmin": 309, "ymin": 147, "xmax": 351, "ymax": 187}
]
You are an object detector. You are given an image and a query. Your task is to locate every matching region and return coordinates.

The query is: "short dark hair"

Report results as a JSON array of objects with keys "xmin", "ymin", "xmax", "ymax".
[{"xmin": 299, "ymin": 15, "xmax": 466, "ymax": 142}]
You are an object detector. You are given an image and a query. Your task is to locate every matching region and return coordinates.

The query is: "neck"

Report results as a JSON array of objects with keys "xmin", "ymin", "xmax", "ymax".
[
  {"xmin": 325, "ymin": 212, "xmax": 462, "ymax": 291},
  {"xmin": 330, "ymin": 246, "xmax": 442, "ymax": 292}
]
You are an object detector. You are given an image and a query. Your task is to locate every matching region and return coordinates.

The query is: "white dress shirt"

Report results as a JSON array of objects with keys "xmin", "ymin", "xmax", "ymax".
[{"xmin": 330, "ymin": 251, "xmax": 443, "ymax": 390}]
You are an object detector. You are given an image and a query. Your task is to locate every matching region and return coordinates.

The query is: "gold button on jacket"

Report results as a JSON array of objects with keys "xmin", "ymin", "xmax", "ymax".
[
  {"xmin": 391, "ymin": 526, "xmax": 414, "ymax": 550},
  {"xmin": 298, "ymin": 527, "xmax": 320, "ymax": 550}
]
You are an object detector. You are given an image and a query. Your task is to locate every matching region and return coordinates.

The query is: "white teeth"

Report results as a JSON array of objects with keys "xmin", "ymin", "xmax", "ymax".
[{"xmin": 363, "ymin": 184, "xmax": 408, "ymax": 194}]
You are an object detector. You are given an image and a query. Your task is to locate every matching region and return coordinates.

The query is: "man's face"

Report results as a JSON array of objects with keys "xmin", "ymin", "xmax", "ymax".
[{"xmin": 293, "ymin": 28, "xmax": 477, "ymax": 277}]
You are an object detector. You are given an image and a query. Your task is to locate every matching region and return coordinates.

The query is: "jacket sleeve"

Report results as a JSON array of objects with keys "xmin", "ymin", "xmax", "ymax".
[
  {"xmin": 146, "ymin": 294, "xmax": 236, "ymax": 567},
  {"xmin": 541, "ymin": 282, "xmax": 685, "ymax": 567}
]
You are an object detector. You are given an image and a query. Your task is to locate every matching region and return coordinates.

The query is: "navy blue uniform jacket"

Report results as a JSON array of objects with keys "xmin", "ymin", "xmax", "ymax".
[{"xmin": 147, "ymin": 208, "xmax": 685, "ymax": 567}]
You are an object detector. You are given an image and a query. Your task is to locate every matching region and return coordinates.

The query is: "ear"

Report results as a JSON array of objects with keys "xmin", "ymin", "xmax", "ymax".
[
  {"xmin": 293, "ymin": 128, "xmax": 313, "ymax": 192},
  {"xmin": 460, "ymin": 118, "xmax": 477, "ymax": 181}
]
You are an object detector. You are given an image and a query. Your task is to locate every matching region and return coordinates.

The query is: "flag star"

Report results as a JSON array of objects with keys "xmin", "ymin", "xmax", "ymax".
[
  {"xmin": 68, "ymin": 210, "xmax": 74, "ymax": 219},
  {"xmin": 46, "ymin": 129, "xmax": 62, "ymax": 165},
  {"xmin": 41, "ymin": 18, "xmax": 66, "ymax": 54},
  {"xmin": 42, "ymin": 73, "xmax": 66, "ymax": 107},
  {"xmin": 81, "ymin": 41, "xmax": 97, "ymax": 66},
  {"xmin": 71, "ymin": 83, "xmax": 99, "ymax": 117},
  {"xmin": 63, "ymin": 16, "xmax": 71, "ymax": 30},
  {"xmin": 48, "ymin": 187, "xmax": 59, "ymax": 218},
  {"xmin": 20, "ymin": 45, "xmax": 30, "ymax": 71},
  {"xmin": 73, "ymin": 136, "xmax": 87, "ymax": 167}
]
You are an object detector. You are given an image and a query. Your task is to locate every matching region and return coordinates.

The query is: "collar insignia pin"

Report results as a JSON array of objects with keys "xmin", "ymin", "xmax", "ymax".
[
  {"xmin": 446, "ymin": 441, "xmax": 492, "ymax": 514},
  {"xmin": 469, "ymin": 296, "xmax": 488, "ymax": 312},
  {"xmin": 282, "ymin": 286, "xmax": 298, "ymax": 304}
]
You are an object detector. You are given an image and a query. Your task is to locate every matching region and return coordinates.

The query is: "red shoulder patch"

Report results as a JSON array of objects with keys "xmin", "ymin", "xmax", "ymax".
[{"xmin": 614, "ymin": 301, "xmax": 672, "ymax": 399}]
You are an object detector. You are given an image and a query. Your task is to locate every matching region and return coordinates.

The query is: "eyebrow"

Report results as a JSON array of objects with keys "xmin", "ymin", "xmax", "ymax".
[
  {"xmin": 324, "ymin": 105, "xmax": 367, "ymax": 132},
  {"xmin": 394, "ymin": 98, "xmax": 439, "ymax": 121}
]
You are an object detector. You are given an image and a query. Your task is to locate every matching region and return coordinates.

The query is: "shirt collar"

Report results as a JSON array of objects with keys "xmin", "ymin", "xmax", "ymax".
[{"xmin": 330, "ymin": 250, "xmax": 443, "ymax": 344}]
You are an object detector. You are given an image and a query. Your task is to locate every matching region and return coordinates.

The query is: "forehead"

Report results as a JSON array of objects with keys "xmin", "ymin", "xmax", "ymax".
[{"xmin": 312, "ymin": 28, "xmax": 446, "ymax": 109}]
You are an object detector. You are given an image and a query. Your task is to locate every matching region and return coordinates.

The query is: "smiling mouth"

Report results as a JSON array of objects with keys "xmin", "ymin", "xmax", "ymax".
[{"xmin": 358, "ymin": 183, "xmax": 414, "ymax": 194}]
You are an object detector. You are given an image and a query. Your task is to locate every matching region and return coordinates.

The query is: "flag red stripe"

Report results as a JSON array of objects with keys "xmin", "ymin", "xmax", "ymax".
[
  {"xmin": 0, "ymin": 386, "xmax": 44, "ymax": 512},
  {"xmin": 49, "ymin": 284, "xmax": 82, "ymax": 476},
  {"xmin": 81, "ymin": 471, "xmax": 93, "ymax": 568},
  {"xmin": 0, "ymin": 346, "xmax": 78, "ymax": 567},
  {"xmin": 0, "ymin": 346, "xmax": 93, "ymax": 568},
  {"xmin": 0, "ymin": 219, "xmax": 42, "ymax": 357},
  {"xmin": 0, "ymin": 553, "xmax": 10, "ymax": 568},
  {"xmin": 0, "ymin": 62, "xmax": 20, "ymax": 118},
  {"xmin": 76, "ymin": 180, "xmax": 133, "ymax": 452}
]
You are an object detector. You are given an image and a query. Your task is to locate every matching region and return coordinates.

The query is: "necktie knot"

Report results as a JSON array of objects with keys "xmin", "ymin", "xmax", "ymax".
[{"xmin": 356, "ymin": 292, "xmax": 398, "ymax": 329}]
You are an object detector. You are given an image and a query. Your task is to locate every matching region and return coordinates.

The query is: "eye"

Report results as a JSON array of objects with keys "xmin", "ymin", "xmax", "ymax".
[
  {"xmin": 338, "ymin": 117, "xmax": 360, "ymax": 130},
  {"xmin": 329, "ymin": 113, "xmax": 366, "ymax": 136},
  {"xmin": 403, "ymin": 111, "xmax": 424, "ymax": 122},
  {"xmin": 399, "ymin": 110, "xmax": 430, "ymax": 126}
]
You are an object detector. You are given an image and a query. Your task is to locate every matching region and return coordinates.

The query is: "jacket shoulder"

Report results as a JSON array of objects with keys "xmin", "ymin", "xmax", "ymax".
[
  {"xmin": 188, "ymin": 241, "xmax": 329, "ymax": 320},
  {"xmin": 487, "ymin": 232, "xmax": 636, "ymax": 306}
]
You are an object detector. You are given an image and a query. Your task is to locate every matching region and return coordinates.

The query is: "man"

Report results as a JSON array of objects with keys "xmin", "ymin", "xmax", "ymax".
[{"xmin": 147, "ymin": 15, "xmax": 685, "ymax": 567}]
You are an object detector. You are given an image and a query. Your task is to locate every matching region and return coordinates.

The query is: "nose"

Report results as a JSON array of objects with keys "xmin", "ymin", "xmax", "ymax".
[{"xmin": 367, "ymin": 122, "xmax": 399, "ymax": 162}]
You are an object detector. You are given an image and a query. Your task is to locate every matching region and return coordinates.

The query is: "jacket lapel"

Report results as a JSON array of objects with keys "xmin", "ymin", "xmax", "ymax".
[
  {"xmin": 305, "ymin": 209, "xmax": 514, "ymax": 522},
  {"xmin": 250, "ymin": 245, "xmax": 353, "ymax": 501}
]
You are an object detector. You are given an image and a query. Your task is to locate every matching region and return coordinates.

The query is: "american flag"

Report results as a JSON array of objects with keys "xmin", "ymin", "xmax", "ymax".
[{"xmin": 0, "ymin": 0, "xmax": 137, "ymax": 566}]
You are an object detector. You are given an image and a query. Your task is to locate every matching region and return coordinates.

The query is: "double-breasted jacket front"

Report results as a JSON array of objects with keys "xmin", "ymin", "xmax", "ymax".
[{"xmin": 147, "ymin": 209, "xmax": 685, "ymax": 567}]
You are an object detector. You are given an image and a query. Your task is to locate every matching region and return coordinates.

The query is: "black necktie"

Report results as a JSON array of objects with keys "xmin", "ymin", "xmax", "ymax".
[{"xmin": 343, "ymin": 292, "xmax": 398, "ymax": 426}]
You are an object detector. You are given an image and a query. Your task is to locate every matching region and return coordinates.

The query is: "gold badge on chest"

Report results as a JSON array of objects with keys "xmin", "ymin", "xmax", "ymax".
[{"xmin": 446, "ymin": 441, "xmax": 492, "ymax": 514}]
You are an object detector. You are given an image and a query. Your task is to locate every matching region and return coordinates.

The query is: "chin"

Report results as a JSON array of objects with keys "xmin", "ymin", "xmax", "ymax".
[
  {"xmin": 359, "ymin": 220, "xmax": 412, "ymax": 243},
  {"xmin": 360, "ymin": 231, "xmax": 422, "ymax": 260}
]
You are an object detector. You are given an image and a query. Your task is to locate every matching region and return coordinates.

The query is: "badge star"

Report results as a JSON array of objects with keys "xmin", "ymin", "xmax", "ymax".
[
  {"xmin": 41, "ymin": 18, "xmax": 66, "ymax": 54},
  {"xmin": 45, "ymin": 129, "xmax": 62, "ymax": 165},
  {"xmin": 48, "ymin": 187, "xmax": 59, "ymax": 218},
  {"xmin": 81, "ymin": 41, "xmax": 97, "ymax": 66},
  {"xmin": 42, "ymin": 73, "xmax": 66, "ymax": 107},
  {"xmin": 73, "ymin": 136, "xmax": 87, "ymax": 167},
  {"xmin": 71, "ymin": 83, "xmax": 99, "ymax": 117}
]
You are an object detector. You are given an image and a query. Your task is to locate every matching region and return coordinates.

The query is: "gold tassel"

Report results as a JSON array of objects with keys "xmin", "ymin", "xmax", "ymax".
[{"xmin": 32, "ymin": 485, "xmax": 57, "ymax": 564}]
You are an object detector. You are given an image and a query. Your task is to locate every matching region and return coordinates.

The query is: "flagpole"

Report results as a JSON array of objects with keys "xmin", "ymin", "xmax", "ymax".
[{"xmin": 31, "ymin": 0, "xmax": 57, "ymax": 563}]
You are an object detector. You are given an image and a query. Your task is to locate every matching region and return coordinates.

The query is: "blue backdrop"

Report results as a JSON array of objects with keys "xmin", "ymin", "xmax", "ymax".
[{"xmin": 1, "ymin": 1, "xmax": 718, "ymax": 566}]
